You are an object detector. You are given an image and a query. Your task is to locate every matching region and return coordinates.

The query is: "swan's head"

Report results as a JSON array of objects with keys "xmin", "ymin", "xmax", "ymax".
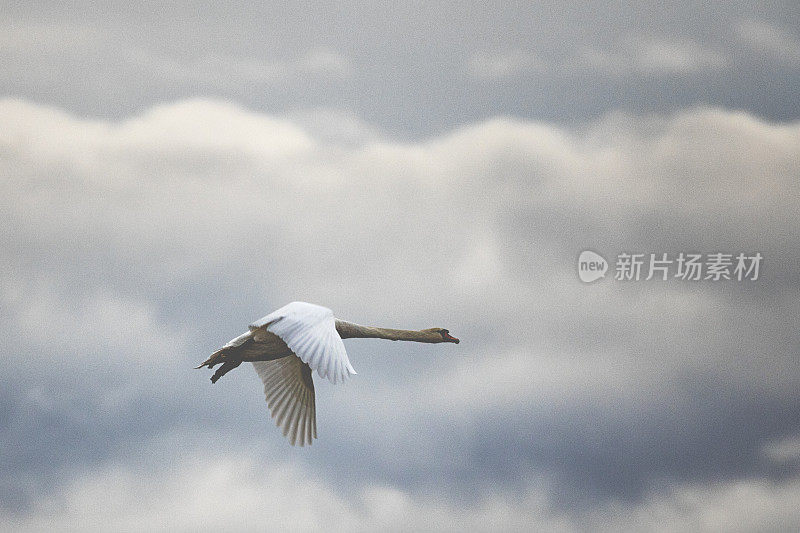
[{"xmin": 423, "ymin": 328, "xmax": 460, "ymax": 344}]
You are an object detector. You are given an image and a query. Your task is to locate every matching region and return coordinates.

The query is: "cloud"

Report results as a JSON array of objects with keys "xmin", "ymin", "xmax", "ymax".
[
  {"xmin": 763, "ymin": 434, "xmax": 800, "ymax": 465},
  {"xmin": 3, "ymin": 4, "xmax": 799, "ymax": 136},
  {"xmin": 0, "ymin": 18, "xmax": 351, "ymax": 106},
  {"xmin": 3, "ymin": 444, "xmax": 800, "ymax": 532},
  {"xmin": 467, "ymin": 51, "xmax": 546, "ymax": 79},
  {"xmin": 128, "ymin": 47, "xmax": 352, "ymax": 85},
  {"xmin": 0, "ymin": 20, "xmax": 352, "ymax": 83},
  {"xmin": 1, "ymin": 99, "xmax": 800, "ymax": 528},
  {"xmin": 736, "ymin": 19, "xmax": 800, "ymax": 64},
  {"xmin": 0, "ymin": 20, "xmax": 104, "ymax": 55},
  {"xmin": 468, "ymin": 37, "xmax": 728, "ymax": 79},
  {"xmin": 628, "ymin": 38, "xmax": 729, "ymax": 74}
]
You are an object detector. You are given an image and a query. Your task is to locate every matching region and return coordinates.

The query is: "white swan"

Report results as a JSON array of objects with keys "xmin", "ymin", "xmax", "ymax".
[{"xmin": 196, "ymin": 301, "xmax": 459, "ymax": 446}]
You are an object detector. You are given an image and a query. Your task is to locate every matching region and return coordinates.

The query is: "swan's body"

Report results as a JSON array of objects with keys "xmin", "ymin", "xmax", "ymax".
[{"xmin": 197, "ymin": 301, "xmax": 459, "ymax": 446}]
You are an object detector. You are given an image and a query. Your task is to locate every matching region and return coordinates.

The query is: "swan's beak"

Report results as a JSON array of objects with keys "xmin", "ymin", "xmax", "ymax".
[{"xmin": 443, "ymin": 332, "xmax": 460, "ymax": 344}]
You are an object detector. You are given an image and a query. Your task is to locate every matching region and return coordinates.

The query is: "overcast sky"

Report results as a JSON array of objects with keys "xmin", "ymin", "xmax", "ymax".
[{"xmin": 2, "ymin": 2, "xmax": 800, "ymax": 532}]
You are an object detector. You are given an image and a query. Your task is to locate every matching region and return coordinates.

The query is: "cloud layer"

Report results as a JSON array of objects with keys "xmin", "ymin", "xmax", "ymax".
[
  {"xmin": 2, "ymin": 5, "xmax": 799, "ymax": 132},
  {"xmin": 1, "ymin": 97, "xmax": 799, "ymax": 530}
]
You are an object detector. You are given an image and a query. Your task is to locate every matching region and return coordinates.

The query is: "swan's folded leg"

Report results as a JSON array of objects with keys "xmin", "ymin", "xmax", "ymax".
[{"xmin": 211, "ymin": 359, "xmax": 242, "ymax": 383}]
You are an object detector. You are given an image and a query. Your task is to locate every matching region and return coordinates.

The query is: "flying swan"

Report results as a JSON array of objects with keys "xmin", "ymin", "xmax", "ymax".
[{"xmin": 196, "ymin": 301, "xmax": 459, "ymax": 446}]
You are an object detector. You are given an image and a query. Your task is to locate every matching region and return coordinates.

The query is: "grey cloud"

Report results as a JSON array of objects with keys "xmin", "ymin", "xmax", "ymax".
[
  {"xmin": 2, "ymin": 99, "xmax": 800, "ymax": 530},
  {"xmin": 1, "ymin": 3, "xmax": 799, "ymax": 135},
  {"xmin": 127, "ymin": 48, "xmax": 352, "ymax": 86},
  {"xmin": 2, "ymin": 4, "xmax": 799, "ymax": 530}
]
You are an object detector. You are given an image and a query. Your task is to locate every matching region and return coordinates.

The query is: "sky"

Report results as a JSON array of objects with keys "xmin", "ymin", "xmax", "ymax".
[{"xmin": 1, "ymin": 2, "xmax": 800, "ymax": 532}]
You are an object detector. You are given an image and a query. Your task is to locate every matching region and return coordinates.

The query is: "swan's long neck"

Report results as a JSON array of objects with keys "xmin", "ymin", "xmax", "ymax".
[{"xmin": 335, "ymin": 320, "xmax": 440, "ymax": 343}]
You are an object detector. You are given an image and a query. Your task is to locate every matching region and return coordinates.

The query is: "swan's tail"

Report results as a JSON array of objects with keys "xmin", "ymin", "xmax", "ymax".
[
  {"xmin": 195, "ymin": 348, "xmax": 227, "ymax": 369},
  {"xmin": 196, "ymin": 348, "xmax": 242, "ymax": 383}
]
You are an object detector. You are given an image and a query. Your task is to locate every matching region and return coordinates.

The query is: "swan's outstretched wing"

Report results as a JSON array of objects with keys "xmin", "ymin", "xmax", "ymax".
[
  {"xmin": 252, "ymin": 357, "xmax": 317, "ymax": 446},
  {"xmin": 249, "ymin": 301, "xmax": 356, "ymax": 384}
]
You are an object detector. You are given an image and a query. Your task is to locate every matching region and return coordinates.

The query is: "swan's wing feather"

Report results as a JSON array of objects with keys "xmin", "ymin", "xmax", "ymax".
[
  {"xmin": 252, "ymin": 357, "xmax": 317, "ymax": 446},
  {"xmin": 249, "ymin": 302, "xmax": 356, "ymax": 384}
]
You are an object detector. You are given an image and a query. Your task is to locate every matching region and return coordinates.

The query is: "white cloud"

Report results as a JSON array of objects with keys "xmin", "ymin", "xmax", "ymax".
[
  {"xmin": 3, "ymin": 445, "xmax": 800, "ymax": 532},
  {"xmin": 763, "ymin": 434, "xmax": 800, "ymax": 465},
  {"xmin": 469, "ymin": 38, "xmax": 728, "ymax": 79},
  {"xmin": 467, "ymin": 50, "xmax": 546, "ymax": 79},
  {"xmin": 2, "ymin": 99, "xmax": 800, "ymax": 529},
  {"xmin": 5, "ymin": 286, "xmax": 184, "ymax": 366},
  {"xmin": 3, "ymin": 97, "xmax": 799, "ymax": 402},
  {"xmin": 736, "ymin": 19, "xmax": 800, "ymax": 64},
  {"xmin": 586, "ymin": 477, "xmax": 800, "ymax": 533},
  {"xmin": 631, "ymin": 39, "xmax": 729, "ymax": 74}
]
